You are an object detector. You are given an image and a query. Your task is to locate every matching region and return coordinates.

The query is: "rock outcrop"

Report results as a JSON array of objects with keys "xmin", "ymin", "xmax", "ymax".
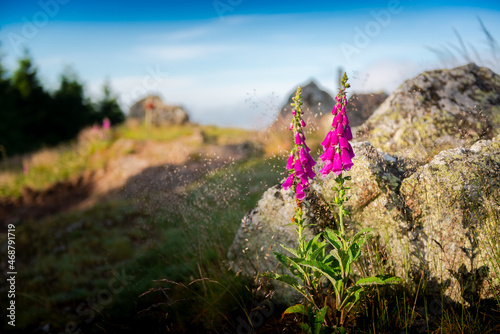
[
  {"xmin": 227, "ymin": 180, "xmax": 333, "ymax": 303},
  {"xmin": 399, "ymin": 137, "xmax": 500, "ymax": 303},
  {"xmin": 272, "ymin": 81, "xmax": 387, "ymax": 136},
  {"xmin": 345, "ymin": 92, "xmax": 388, "ymax": 128},
  {"xmin": 228, "ymin": 137, "xmax": 500, "ymax": 304},
  {"xmin": 357, "ymin": 63, "xmax": 500, "ymax": 161},
  {"xmin": 271, "ymin": 81, "xmax": 335, "ymax": 132},
  {"xmin": 128, "ymin": 95, "xmax": 189, "ymax": 126}
]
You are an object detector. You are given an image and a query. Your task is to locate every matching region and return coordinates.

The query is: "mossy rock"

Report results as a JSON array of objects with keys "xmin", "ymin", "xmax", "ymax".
[
  {"xmin": 399, "ymin": 135, "xmax": 500, "ymax": 302},
  {"xmin": 229, "ymin": 138, "xmax": 500, "ymax": 304},
  {"xmin": 357, "ymin": 63, "xmax": 500, "ymax": 162}
]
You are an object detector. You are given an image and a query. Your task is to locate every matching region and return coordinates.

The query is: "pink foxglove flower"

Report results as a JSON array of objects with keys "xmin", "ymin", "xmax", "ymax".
[
  {"xmin": 283, "ymin": 173, "xmax": 294, "ymax": 190},
  {"xmin": 282, "ymin": 86, "xmax": 316, "ymax": 201},
  {"xmin": 102, "ymin": 118, "xmax": 111, "ymax": 131},
  {"xmin": 319, "ymin": 73, "xmax": 355, "ymax": 176},
  {"xmin": 286, "ymin": 153, "xmax": 294, "ymax": 170}
]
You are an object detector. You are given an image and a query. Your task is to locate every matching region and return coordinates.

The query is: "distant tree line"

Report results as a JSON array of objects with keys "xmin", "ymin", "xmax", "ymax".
[{"xmin": 0, "ymin": 51, "xmax": 125, "ymax": 158}]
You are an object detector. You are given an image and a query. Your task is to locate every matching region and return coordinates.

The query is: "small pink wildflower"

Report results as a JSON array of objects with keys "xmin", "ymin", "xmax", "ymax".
[{"xmin": 102, "ymin": 118, "xmax": 111, "ymax": 131}]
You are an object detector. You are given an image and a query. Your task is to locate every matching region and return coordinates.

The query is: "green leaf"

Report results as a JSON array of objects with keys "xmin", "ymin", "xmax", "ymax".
[
  {"xmin": 284, "ymin": 304, "xmax": 308, "ymax": 316},
  {"xmin": 324, "ymin": 229, "xmax": 343, "ymax": 250},
  {"xmin": 352, "ymin": 228, "xmax": 372, "ymax": 245},
  {"xmin": 310, "ymin": 242, "xmax": 327, "ymax": 261},
  {"xmin": 299, "ymin": 323, "xmax": 312, "ymax": 334},
  {"xmin": 356, "ymin": 275, "xmax": 402, "ymax": 286},
  {"xmin": 347, "ymin": 243, "xmax": 361, "ymax": 264},
  {"xmin": 274, "ymin": 252, "xmax": 307, "ymax": 281},
  {"xmin": 313, "ymin": 306, "xmax": 329, "ymax": 334},
  {"xmin": 280, "ymin": 244, "xmax": 299, "ymax": 258},
  {"xmin": 262, "ymin": 272, "xmax": 309, "ymax": 299},
  {"xmin": 340, "ymin": 284, "xmax": 364, "ymax": 309},
  {"xmin": 323, "ymin": 254, "xmax": 338, "ymax": 267},
  {"xmin": 353, "ymin": 228, "xmax": 371, "ymax": 237},
  {"xmin": 305, "ymin": 233, "xmax": 324, "ymax": 257},
  {"xmin": 331, "ymin": 249, "xmax": 350, "ymax": 274},
  {"xmin": 294, "ymin": 259, "xmax": 341, "ymax": 288}
]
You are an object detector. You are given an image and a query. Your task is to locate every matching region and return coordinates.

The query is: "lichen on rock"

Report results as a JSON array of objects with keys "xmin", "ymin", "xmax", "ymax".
[
  {"xmin": 400, "ymin": 135, "xmax": 500, "ymax": 302},
  {"xmin": 357, "ymin": 63, "xmax": 500, "ymax": 161},
  {"xmin": 228, "ymin": 137, "xmax": 500, "ymax": 304}
]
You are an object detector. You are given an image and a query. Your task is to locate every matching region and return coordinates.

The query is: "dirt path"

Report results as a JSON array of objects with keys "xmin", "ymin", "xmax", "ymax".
[{"xmin": 0, "ymin": 138, "xmax": 258, "ymax": 225}]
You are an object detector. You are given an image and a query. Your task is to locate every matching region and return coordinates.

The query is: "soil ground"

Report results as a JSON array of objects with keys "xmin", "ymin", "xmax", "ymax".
[{"xmin": 0, "ymin": 138, "xmax": 258, "ymax": 225}]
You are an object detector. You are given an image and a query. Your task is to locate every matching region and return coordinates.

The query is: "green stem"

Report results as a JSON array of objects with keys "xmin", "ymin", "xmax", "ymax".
[
  {"xmin": 298, "ymin": 220, "xmax": 304, "ymax": 255},
  {"xmin": 338, "ymin": 204, "xmax": 345, "ymax": 241},
  {"xmin": 337, "ymin": 174, "xmax": 348, "ymax": 251}
]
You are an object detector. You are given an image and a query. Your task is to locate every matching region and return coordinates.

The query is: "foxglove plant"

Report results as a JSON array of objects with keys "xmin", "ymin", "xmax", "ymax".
[
  {"xmin": 265, "ymin": 87, "xmax": 331, "ymax": 332},
  {"xmin": 281, "ymin": 86, "xmax": 317, "ymax": 258},
  {"xmin": 283, "ymin": 86, "xmax": 316, "ymax": 201},
  {"xmin": 319, "ymin": 74, "xmax": 354, "ymax": 177},
  {"xmin": 265, "ymin": 75, "xmax": 400, "ymax": 333}
]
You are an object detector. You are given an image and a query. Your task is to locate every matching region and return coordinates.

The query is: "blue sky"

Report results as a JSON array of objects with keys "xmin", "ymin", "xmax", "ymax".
[{"xmin": 1, "ymin": 1, "xmax": 499, "ymax": 128}]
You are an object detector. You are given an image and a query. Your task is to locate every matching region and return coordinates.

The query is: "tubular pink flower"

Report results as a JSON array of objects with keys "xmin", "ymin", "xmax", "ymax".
[
  {"xmin": 299, "ymin": 173, "xmax": 309, "ymax": 186},
  {"xmin": 336, "ymin": 122, "xmax": 344, "ymax": 136},
  {"xmin": 321, "ymin": 131, "xmax": 333, "ymax": 149},
  {"xmin": 305, "ymin": 164, "xmax": 316, "ymax": 180},
  {"xmin": 296, "ymin": 182, "xmax": 305, "ymax": 201},
  {"xmin": 283, "ymin": 173, "xmax": 294, "ymax": 190},
  {"xmin": 345, "ymin": 124, "xmax": 353, "ymax": 141},
  {"xmin": 347, "ymin": 144, "xmax": 355, "ymax": 159},
  {"xmin": 295, "ymin": 132, "xmax": 303, "ymax": 145},
  {"xmin": 320, "ymin": 146, "xmax": 335, "ymax": 163},
  {"xmin": 286, "ymin": 153, "xmax": 295, "ymax": 170},
  {"xmin": 305, "ymin": 149, "xmax": 317, "ymax": 167},
  {"xmin": 341, "ymin": 149, "xmax": 354, "ymax": 171},
  {"xmin": 332, "ymin": 104, "xmax": 339, "ymax": 114},
  {"xmin": 339, "ymin": 136, "xmax": 349, "ymax": 149},
  {"xmin": 333, "ymin": 113, "xmax": 342, "ymax": 126},
  {"xmin": 319, "ymin": 162, "xmax": 333, "ymax": 176},
  {"xmin": 299, "ymin": 148, "xmax": 316, "ymax": 181},
  {"xmin": 321, "ymin": 131, "xmax": 339, "ymax": 150},
  {"xmin": 299, "ymin": 148, "xmax": 307, "ymax": 165},
  {"xmin": 294, "ymin": 157, "xmax": 304, "ymax": 177},
  {"xmin": 330, "ymin": 132, "xmax": 339, "ymax": 146},
  {"xmin": 303, "ymin": 140, "xmax": 311, "ymax": 153},
  {"xmin": 332, "ymin": 152, "xmax": 343, "ymax": 175}
]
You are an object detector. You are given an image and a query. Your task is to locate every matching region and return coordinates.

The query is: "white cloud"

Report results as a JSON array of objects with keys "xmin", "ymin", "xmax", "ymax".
[
  {"xmin": 348, "ymin": 59, "xmax": 426, "ymax": 93},
  {"xmin": 142, "ymin": 24, "xmax": 216, "ymax": 43},
  {"xmin": 162, "ymin": 26, "xmax": 214, "ymax": 41},
  {"xmin": 136, "ymin": 44, "xmax": 241, "ymax": 61}
]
